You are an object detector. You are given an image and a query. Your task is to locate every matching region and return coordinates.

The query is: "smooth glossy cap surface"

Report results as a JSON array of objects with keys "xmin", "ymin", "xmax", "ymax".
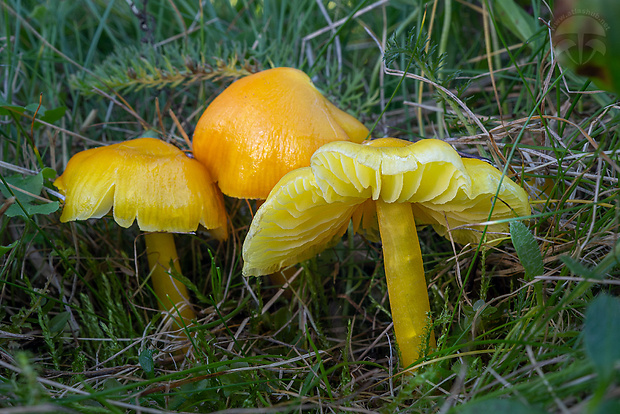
[
  {"xmin": 243, "ymin": 138, "xmax": 530, "ymax": 275},
  {"xmin": 192, "ymin": 67, "xmax": 369, "ymax": 199},
  {"xmin": 54, "ymin": 138, "xmax": 227, "ymax": 234}
]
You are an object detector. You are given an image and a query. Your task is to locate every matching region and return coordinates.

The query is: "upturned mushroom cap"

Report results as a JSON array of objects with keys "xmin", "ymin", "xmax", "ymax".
[
  {"xmin": 54, "ymin": 138, "xmax": 227, "ymax": 235},
  {"xmin": 242, "ymin": 138, "xmax": 530, "ymax": 275},
  {"xmin": 192, "ymin": 67, "xmax": 369, "ymax": 199}
]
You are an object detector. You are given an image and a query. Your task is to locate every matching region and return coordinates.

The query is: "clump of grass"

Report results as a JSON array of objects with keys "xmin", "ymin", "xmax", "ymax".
[{"xmin": 1, "ymin": 0, "xmax": 618, "ymax": 412}]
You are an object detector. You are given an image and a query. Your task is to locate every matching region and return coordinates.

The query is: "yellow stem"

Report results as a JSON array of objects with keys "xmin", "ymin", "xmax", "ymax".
[
  {"xmin": 376, "ymin": 200, "xmax": 435, "ymax": 368},
  {"xmin": 144, "ymin": 232, "xmax": 197, "ymax": 331}
]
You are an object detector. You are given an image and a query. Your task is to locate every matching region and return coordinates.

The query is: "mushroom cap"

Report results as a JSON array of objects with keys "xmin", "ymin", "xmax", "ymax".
[
  {"xmin": 242, "ymin": 166, "xmax": 359, "ymax": 276},
  {"xmin": 242, "ymin": 138, "xmax": 530, "ymax": 275},
  {"xmin": 192, "ymin": 67, "xmax": 369, "ymax": 199},
  {"xmin": 54, "ymin": 138, "xmax": 227, "ymax": 235}
]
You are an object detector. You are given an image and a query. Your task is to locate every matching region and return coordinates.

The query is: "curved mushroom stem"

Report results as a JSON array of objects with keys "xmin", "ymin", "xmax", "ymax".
[
  {"xmin": 144, "ymin": 232, "xmax": 197, "ymax": 332},
  {"xmin": 376, "ymin": 199, "xmax": 436, "ymax": 369}
]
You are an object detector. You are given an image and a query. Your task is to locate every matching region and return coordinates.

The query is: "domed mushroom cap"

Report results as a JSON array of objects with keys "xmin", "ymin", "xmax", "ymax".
[
  {"xmin": 54, "ymin": 138, "xmax": 227, "ymax": 234},
  {"xmin": 243, "ymin": 138, "xmax": 530, "ymax": 275},
  {"xmin": 192, "ymin": 67, "xmax": 369, "ymax": 199}
]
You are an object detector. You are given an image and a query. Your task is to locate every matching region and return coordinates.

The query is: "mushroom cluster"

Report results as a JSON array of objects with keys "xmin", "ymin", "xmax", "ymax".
[
  {"xmin": 242, "ymin": 137, "xmax": 531, "ymax": 367},
  {"xmin": 54, "ymin": 66, "xmax": 368, "ymax": 343},
  {"xmin": 54, "ymin": 67, "xmax": 531, "ymax": 371}
]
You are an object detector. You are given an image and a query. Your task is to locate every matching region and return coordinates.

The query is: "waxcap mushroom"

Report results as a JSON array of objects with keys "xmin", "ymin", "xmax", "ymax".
[
  {"xmin": 243, "ymin": 138, "xmax": 529, "ymax": 274},
  {"xmin": 242, "ymin": 137, "xmax": 530, "ymax": 367},
  {"xmin": 192, "ymin": 67, "xmax": 369, "ymax": 199},
  {"xmin": 54, "ymin": 137, "xmax": 227, "ymax": 340},
  {"xmin": 54, "ymin": 137, "xmax": 227, "ymax": 234}
]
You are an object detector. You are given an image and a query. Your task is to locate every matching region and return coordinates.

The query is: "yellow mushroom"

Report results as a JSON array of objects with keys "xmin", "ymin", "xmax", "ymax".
[
  {"xmin": 54, "ymin": 138, "xmax": 227, "ymax": 337},
  {"xmin": 242, "ymin": 138, "xmax": 530, "ymax": 368},
  {"xmin": 192, "ymin": 67, "xmax": 369, "ymax": 200}
]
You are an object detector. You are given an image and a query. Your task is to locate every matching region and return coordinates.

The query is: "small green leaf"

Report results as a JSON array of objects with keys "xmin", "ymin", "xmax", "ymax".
[
  {"xmin": 510, "ymin": 221, "xmax": 544, "ymax": 279},
  {"xmin": 21, "ymin": 200, "xmax": 59, "ymax": 217},
  {"xmin": 29, "ymin": 4, "xmax": 48, "ymax": 20},
  {"xmin": 473, "ymin": 299, "xmax": 497, "ymax": 318},
  {"xmin": 49, "ymin": 311, "xmax": 70, "ymax": 334},
  {"xmin": 0, "ymin": 240, "xmax": 18, "ymax": 255},
  {"xmin": 451, "ymin": 398, "xmax": 547, "ymax": 414},
  {"xmin": 139, "ymin": 349, "xmax": 155, "ymax": 378},
  {"xmin": 584, "ymin": 293, "xmax": 620, "ymax": 381},
  {"xmin": 23, "ymin": 104, "xmax": 67, "ymax": 129},
  {"xmin": 0, "ymin": 100, "xmax": 26, "ymax": 116},
  {"xmin": 40, "ymin": 167, "xmax": 57, "ymax": 181},
  {"xmin": 0, "ymin": 172, "xmax": 59, "ymax": 218},
  {"xmin": 0, "ymin": 101, "xmax": 65, "ymax": 126},
  {"xmin": 39, "ymin": 106, "xmax": 67, "ymax": 124},
  {"xmin": 24, "ymin": 103, "xmax": 47, "ymax": 114}
]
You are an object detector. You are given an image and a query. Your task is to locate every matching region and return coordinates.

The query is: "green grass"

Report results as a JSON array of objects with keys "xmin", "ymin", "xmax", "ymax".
[{"xmin": 1, "ymin": 0, "xmax": 619, "ymax": 412}]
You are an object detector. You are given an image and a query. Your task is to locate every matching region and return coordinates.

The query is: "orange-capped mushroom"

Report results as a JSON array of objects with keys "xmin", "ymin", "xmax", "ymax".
[{"xmin": 192, "ymin": 67, "xmax": 369, "ymax": 199}]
